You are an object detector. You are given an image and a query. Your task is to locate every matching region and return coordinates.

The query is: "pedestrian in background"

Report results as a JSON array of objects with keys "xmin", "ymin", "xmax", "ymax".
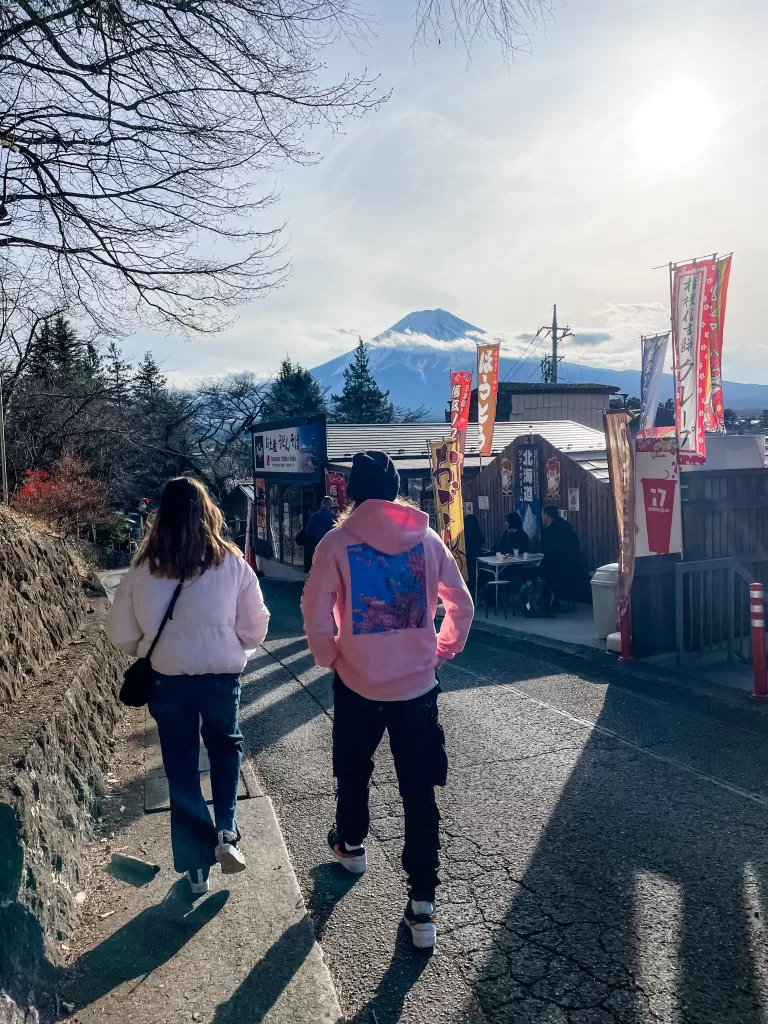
[
  {"xmin": 107, "ymin": 476, "xmax": 270, "ymax": 897},
  {"xmin": 296, "ymin": 495, "xmax": 337, "ymax": 572},
  {"xmin": 301, "ymin": 450, "xmax": 474, "ymax": 950}
]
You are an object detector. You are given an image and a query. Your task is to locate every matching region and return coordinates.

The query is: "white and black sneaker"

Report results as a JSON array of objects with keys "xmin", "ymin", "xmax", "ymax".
[
  {"xmin": 187, "ymin": 869, "xmax": 210, "ymax": 897},
  {"xmin": 327, "ymin": 827, "xmax": 367, "ymax": 874},
  {"xmin": 404, "ymin": 899, "xmax": 437, "ymax": 951},
  {"xmin": 215, "ymin": 830, "xmax": 247, "ymax": 874}
]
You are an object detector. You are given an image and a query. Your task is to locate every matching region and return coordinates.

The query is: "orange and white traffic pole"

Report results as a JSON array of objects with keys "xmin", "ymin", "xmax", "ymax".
[{"xmin": 750, "ymin": 582, "xmax": 768, "ymax": 701}]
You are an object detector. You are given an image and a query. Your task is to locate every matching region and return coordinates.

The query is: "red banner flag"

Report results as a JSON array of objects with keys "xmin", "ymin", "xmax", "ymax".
[
  {"xmin": 450, "ymin": 371, "xmax": 472, "ymax": 454},
  {"xmin": 476, "ymin": 343, "xmax": 500, "ymax": 457},
  {"xmin": 671, "ymin": 260, "xmax": 716, "ymax": 464},
  {"xmin": 703, "ymin": 255, "xmax": 732, "ymax": 434}
]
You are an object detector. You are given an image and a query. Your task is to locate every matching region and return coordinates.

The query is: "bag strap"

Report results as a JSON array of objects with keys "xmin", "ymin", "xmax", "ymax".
[{"xmin": 146, "ymin": 578, "xmax": 184, "ymax": 663}]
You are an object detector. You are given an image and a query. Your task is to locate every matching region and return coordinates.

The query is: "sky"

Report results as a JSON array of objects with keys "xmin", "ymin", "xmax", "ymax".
[{"xmin": 128, "ymin": 0, "xmax": 768, "ymax": 388}]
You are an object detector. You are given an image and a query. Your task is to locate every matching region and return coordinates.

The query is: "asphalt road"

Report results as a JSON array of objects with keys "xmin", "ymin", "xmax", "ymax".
[{"xmin": 233, "ymin": 580, "xmax": 768, "ymax": 1022}]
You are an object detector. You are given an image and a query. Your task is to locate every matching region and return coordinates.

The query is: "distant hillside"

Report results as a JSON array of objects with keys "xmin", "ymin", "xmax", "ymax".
[{"xmin": 312, "ymin": 308, "xmax": 766, "ymax": 419}]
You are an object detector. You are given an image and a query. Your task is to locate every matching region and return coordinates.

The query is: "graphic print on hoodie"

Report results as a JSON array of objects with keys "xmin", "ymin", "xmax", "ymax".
[
  {"xmin": 348, "ymin": 543, "xmax": 427, "ymax": 634},
  {"xmin": 301, "ymin": 498, "xmax": 475, "ymax": 701}
]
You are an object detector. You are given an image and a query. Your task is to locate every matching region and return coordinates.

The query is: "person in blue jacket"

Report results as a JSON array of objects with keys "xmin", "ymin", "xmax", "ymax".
[{"xmin": 297, "ymin": 496, "xmax": 338, "ymax": 571}]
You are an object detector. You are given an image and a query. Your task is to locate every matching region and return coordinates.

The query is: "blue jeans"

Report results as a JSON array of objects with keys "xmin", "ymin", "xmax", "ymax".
[{"xmin": 149, "ymin": 673, "xmax": 243, "ymax": 874}]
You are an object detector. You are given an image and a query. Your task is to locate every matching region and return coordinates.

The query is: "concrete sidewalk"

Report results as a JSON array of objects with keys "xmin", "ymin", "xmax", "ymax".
[{"xmin": 61, "ymin": 694, "xmax": 341, "ymax": 1024}]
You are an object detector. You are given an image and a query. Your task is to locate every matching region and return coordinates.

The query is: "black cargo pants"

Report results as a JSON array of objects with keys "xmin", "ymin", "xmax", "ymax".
[{"xmin": 332, "ymin": 673, "xmax": 448, "ymax": 902}]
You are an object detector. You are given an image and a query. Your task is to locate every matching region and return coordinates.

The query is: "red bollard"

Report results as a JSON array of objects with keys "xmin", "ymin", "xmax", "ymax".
[{"xmin": 750, "ymin": 583, "xmax": 768, "ymax": 701}]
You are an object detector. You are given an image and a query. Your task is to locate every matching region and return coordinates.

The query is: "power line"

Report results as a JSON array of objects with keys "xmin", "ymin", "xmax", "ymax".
[{"xmin": 502, "ymin": 331, "xmax": 544, "ymax": 382}]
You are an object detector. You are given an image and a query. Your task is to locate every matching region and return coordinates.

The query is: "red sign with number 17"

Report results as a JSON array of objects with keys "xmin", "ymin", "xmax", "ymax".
[{"xmin": 641, "ymin": 478, "xmax": 678, "ymax": 554}]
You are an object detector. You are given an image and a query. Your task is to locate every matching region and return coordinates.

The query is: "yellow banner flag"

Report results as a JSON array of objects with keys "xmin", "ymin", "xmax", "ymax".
[{"xmin": 430, "ymin": 436, "xmax": 468, "ymax": 580}]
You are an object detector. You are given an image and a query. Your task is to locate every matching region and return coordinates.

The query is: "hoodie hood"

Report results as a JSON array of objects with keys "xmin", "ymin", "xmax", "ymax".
[{"xmin": 344, "ymin": 499, "xmax": 429, "ymax": 556}]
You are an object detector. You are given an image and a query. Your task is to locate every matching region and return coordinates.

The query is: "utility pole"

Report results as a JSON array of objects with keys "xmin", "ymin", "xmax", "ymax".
[
  {"xmin": 538, "ymin": 305, "xmax": 573, "ymax": 384},
  {"xmin": 0, "ymin": 376, "xmax": 8, "ymax": 505}
]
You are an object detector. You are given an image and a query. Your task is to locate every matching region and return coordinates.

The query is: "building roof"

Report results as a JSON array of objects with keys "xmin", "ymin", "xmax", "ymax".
[
  {"xmin": 477, "ymin": 382, "xmax": 620, "ymax": 395},
  {"xmin": 326, "ymin": 420, "xmax": 606, "ymax": 461}
]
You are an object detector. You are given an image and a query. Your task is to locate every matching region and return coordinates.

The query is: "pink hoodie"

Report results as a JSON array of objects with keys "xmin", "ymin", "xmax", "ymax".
[{"xmin": 301, "ymin": 499, "xmax": 474, "ymax": 701}]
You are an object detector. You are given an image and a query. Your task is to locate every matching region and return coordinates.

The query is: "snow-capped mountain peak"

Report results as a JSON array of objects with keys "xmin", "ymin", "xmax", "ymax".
[{"xmin": 373, "ymin": 308, "xmax": 484, "ymax": 343}]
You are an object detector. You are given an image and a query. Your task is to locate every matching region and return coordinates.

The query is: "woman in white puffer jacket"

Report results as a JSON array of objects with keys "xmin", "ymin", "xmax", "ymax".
[{"xmin": 107, "ymin": 476, "xmax": 269, "ymax": 896}]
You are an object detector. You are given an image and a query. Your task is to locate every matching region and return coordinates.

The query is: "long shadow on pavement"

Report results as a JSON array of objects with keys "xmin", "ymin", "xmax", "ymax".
[
  {"xmin": 64, "ymin": 883, "xmax": 229, "ymax": 1010},
  {"xmin": 210, "ymin": 915, "xmax": 317, "ymax": 1024},
  {"xmin": 440, "ymin": 663, "xmax": 768, "ymax": 1023}
]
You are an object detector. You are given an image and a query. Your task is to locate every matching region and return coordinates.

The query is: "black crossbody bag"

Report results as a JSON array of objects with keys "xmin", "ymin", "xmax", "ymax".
[{"xmin": 119, "ymin": 579, "xmax": 184, "ymax": 708}]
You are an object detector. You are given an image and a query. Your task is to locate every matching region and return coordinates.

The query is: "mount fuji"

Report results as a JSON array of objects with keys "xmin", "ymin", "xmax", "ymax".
[{"xmin": 311, "ymin": 308, "xmax": 767, "ymax": 419}]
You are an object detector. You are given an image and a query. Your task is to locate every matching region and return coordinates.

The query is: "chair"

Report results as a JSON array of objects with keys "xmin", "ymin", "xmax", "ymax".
[{"xmin": 482, "ymin": 579, "xmax": 511, "ymax": 619}]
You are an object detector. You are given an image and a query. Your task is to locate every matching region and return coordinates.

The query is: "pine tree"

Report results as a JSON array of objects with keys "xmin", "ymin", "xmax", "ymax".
[
  {"xmin": 134, "ymin": 352, "xmax": 167, "ymax": 401},
  {"xmin": 332, "ymin": 338, "xmax": 394, "ymax": 423},
  {"xmin": 261, "ymin": 358, "xmax": 327, "ymax": 420},
  {"xmin": 105, "ymin": 341, "xmax": 133, "ymax": 403}
]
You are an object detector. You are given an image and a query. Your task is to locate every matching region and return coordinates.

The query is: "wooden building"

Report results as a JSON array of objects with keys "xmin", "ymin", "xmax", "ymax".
[
  {"xmin": 460, "ymin": 382, "xmax": 619, "ymax": 432},
  {"xmin": 463, "ymin": 429, "xmax": 617, "ymax": 573}
]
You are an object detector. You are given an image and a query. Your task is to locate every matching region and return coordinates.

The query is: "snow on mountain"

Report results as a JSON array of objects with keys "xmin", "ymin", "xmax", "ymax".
[
  {"xmin": 311, "ymin": 308, "xmax": 768, "ymax": 419},
  {"xmin": 373, "ymin": 308, "xmax": 485, "ymax": 343}
]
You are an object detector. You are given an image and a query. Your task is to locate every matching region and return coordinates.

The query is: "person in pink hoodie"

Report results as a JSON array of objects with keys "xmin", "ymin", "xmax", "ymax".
[{"xmin": 301, "ymin": 450, "xmax": 474, "ymax": 950}]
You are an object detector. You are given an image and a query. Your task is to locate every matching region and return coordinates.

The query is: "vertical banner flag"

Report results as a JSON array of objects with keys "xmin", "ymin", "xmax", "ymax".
[
  {"xmin": 634, "ymin": 435, "xmax": 682, "ymax": 558},
  {"xmin": 516, "ymin": 443, "xmax": 541, "ymax": 546},
  {"xmin": 639, "ymin": 333, "xmax": 670, "ymax": 433},
  {"xmin": 604, "ymin": 410, "xmax": 635, "ymax": 621},
  {"xmin": 671, "ymin": 260, "xmax": 716, "ymax": 464},
  {"xmin": 450, "ymin": 371, "xmax": 473, "ymax": 455},
  {"xmin": 325, "ymin": 470, "xmax": 349, "ymax": 512},
  {"xmin": 244, "ymin": 497, "xmax": 257, "ymax": 569},
  {"xmin": 430, "ymin": 437, "xmax": 468, "ymax": 580},
  {"xmin": 477, "ymin": 343, "xmax": 500, "ymax": 457},
  {"xmin": 703, "ymin": 255, "xmax": 732, "ymax": 434}
]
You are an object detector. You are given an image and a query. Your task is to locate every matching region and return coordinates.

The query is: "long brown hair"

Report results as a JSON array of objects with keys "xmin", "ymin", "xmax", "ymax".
[{"xmin": 135, "ymin": 476, "xmax": 240, "ymax": 579}]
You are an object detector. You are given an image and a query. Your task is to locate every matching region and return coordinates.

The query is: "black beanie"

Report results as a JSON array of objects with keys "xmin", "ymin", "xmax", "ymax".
[{"xmin": 347, "ymin": 450, "xmax": 400, "ymax": 503}]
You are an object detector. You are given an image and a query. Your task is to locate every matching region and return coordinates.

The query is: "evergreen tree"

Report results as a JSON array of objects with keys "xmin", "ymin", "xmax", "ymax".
[
  {"xmin": 261, "ymin": 358, "xmax": 327, "ymax": 420},
  {"xmin": 332, "ymin": 338, "xmax": 394, "ymax": 423},
  {"xmin": 134, "ymin": 352, "xmax": 168, "ymax": 401},
  {"xmin": 26, "ymin": 315, "xmax": 90, "ymax": 383},
  {"xmin": 105, "ymin": 341, "xmax": 133, "ymax": 403}
]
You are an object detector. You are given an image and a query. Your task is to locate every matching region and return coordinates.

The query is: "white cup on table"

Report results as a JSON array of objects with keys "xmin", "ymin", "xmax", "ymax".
[
  {"xmin": 496, "ymin": 552, "xmax": 504, "ymax": 562},
  {"xmin": 523, "ymin": 551, "xmax": 529, "ymax": 560},
  {"xmin": 513, "ymin": 549, "xmax": 520, "ymax": 558}
]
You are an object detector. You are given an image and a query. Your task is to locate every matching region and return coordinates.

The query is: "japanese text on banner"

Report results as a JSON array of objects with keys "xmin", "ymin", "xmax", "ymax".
[
  {"xmin": 671, "ymin": 260, "xmax": 716, "ymax": 464},
  {"xmin": 430, "ymin": 437, "xmax": 468, "ymax": 580},
  {"xmin": 450, "ymin": 371, "xmax": 473, "ymax": 456},
  {"xmin": 604, "ymin": 411, "xmax": 635, "ymax": 618},
  {"xmin": 476, "ymin": 343, "xmax": 500, "ymax": 457}
]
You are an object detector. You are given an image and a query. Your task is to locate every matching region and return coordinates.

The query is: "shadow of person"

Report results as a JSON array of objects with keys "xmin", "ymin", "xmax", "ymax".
[
  {"xmin": 210, "ymin": 915, "xmax": 317, "ymax": 1024},
  {"xmin": 348, "ymin": 924, "xmax": 431, "ymax": 1024},
  {"xmin": 64, "ymin": 881, "xmax": 229, "ymax": 1010},
  {"xmin": 305, "ymin": 862, "xmax": 361, "ymax": 941},
  {"xmin": 461, "ymin": 681, "xmax": 768, "ymax": 1023}
]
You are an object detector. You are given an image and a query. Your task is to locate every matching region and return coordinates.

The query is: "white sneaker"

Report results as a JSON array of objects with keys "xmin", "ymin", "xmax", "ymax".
[
  {"xmin": 327, "ymin": 827, "xmax": 367, "ymax": 874},
  {"xmin": 404, "ymin": 899, "xmax": 437, "ymax": 950},
  {"xmin": 187, "ymin": 869, "xmax": 209, "ymax": 897},
  {"xmin": 216, "ymin": 830, "xmax": 247, "ymax": 874}
]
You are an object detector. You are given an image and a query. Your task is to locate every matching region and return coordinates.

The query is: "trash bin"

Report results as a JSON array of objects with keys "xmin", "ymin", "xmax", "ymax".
[{"xmin": 591, "ymin": 563, "xmax": 619, "ymax": 639}]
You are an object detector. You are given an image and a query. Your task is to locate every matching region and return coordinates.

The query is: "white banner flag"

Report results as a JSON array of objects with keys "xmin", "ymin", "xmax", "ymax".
[{"xmin": 639, "ymin": 332, "xmax": 670, "ymax": 433}]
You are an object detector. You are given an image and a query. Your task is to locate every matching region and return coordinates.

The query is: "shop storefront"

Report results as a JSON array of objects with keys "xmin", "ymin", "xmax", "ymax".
[{"xmin": 250, "ymin": 414, "xmax": 328, "ymax": 579}]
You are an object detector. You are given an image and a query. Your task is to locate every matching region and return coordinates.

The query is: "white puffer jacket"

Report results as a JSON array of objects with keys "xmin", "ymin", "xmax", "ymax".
[{"xmin": 106, "ymin": 551, "xmax": 270, "ymax": 676}]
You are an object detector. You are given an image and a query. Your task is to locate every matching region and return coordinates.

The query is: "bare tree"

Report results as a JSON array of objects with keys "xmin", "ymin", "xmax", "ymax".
[
  {"xmin": 0, "ymin": 0, "xmax": 551, "ymax": 335},
  {"xmin": 415, "ymin": 0, "xmax": 553, "ymax": 53},
  {"xmin": 0, "ymin": 0, "xmax": 383, "ymax": 332}
]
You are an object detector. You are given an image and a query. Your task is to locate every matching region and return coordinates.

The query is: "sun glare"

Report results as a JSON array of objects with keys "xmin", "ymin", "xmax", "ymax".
[{"xmin": 631, "ymin": 79, "xmax": 721, "ymax": 176}]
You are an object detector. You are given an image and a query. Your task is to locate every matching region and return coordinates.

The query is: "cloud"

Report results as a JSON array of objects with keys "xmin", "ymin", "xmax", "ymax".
[{"xmin": 571, "ymin": 331, "xmax": 612, "ymax": 346}]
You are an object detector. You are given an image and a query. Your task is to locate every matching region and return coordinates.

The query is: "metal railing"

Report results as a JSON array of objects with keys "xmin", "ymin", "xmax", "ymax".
[{"xmin": 675, "ymin": 557, "xmax": 768, "ymax": 667}]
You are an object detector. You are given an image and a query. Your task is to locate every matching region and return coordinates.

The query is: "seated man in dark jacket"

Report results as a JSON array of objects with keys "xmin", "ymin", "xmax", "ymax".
[
  {"xmin": 493, "ymin": 512, "xmax": 530, "ymax": 555},
  {"xmin": 539, "ymin": 505, "xmax": 591, "ymax": 603}
]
